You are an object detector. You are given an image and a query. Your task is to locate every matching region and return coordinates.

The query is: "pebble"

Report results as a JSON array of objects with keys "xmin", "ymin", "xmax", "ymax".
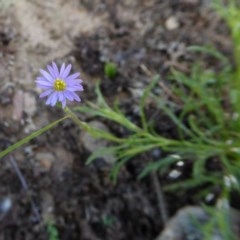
[
  {"xmin": 12, "ymin": 89, "xmax": 24, "ymax": 121},
  {"xmin": 205, "ymin": 193, "xmax": 215, "ymax": 203},
  {"xmin": 155, "ymin": 206, "xmax": 240, "ymax": 240},
  {"xmin": 23, "ymin": 92, "xmax": 37, "ymax": 117},
  {"xmin": 79, "ymin": 120, "xmax": 116, "ymax": 165},
  {"xmin": 165, "ymin": 17, "xmax": 179, "ymax": 30},
  {"xmin": 151, "ymin": 148, "xmax": 162, "ymax": 160},
  {"xmin": 176, "ymin": 161, "xmax": 184, "ymax": 167},
  {"xmin": 0, "ymin": 197, "xmax": 12, "ymax": 221},
  {"xmin": 35, "ymin": 152, "xmax": 55, "ymax": 171},
  {"xmin": 129, "ymin": 88, "xmax": 144, "ymax": 98},
  {"xmin": 168, "ymin": 169, "xmax": 181, "ymax": 179},
  {"xmin": 35, "ymin": 148, "xmax": 74, "ymax": 176},
  {"xmin": 51, "ymin": 147, "xmax": 74, "ymax": 180},
  {"xmin": 40, "ymin": 191, "xmax": 54, "ymax": 222}
]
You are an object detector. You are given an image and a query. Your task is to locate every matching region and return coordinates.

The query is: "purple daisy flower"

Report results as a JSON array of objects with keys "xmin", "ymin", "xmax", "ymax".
[{"xmin": 36, "ymin": 62, "xmax": 83, "ymax": 108}]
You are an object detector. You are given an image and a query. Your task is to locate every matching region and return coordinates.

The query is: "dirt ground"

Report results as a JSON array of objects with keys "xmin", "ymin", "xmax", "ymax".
[{"xmin": 0, "ymin": 0, "xmax": 233, "ymax": 239}]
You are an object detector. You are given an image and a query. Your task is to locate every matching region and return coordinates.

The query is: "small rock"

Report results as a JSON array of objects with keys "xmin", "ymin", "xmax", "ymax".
[
  {"xmin": 0, "ymin": 197, "xmax": 12, "ymax": 220},
  {"xmin": 168, "ymin": 169, "xmax": 181, "ymax": 179},
  {"xmin": 129, "ymin": 88, "xmax": 144, "ymax": 98},
  {"xmin": 36, "ymin": 149, "xmax": 74, "ymax": 179},
  {"xmin": 51, "ymin": 147, "xmax": 74, "ymax": 179},
  {"xmin": 155, "ymin": 206, "xmax": 240, "ymax": 240},
  {"xmin": 35, "ymin": 152, "xmax": 55, "ymax": 171},
  {"xmin": 24, "ymin": 146, "xmax": 34, "ymax": 157},
  {"xmin": 23, "ymin": 92, "xmax": 37, "ymax": 116},
  {"xmin": 12, "ymin": 89, "xmax": 24, "ymax": 121},
  {"xmin": 0, "ymin": 85, "xmax": 13, "ymax": 106},
  {"xmin": 23, "ymin": 117, "xmax": 37, "ymax": 134},
  {"xmin": 40, "ymin": 191, "xmax": 54, "ymax": 222},
  {"xmin": 165, "ymin": 17, "xmax": 179, "ymax": 30},
  {"xmin": 79, "ymin": 121, "xmax": 116, "ymax": 165},
  {"xmin": 205, "ymin": 193, "xmax": 215, "ymax": 203}
]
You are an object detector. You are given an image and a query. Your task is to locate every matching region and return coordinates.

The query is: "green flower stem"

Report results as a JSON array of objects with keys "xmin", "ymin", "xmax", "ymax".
[
  {"xmin": 65, "ymin": 107, "xmax": 188, "ymax": 149},
  {"xmin": 0, "ymin": 115, "xmax": 69, "ymax": 159},
  {"xmin": 64, "ymin": 107, "xmax": 124, "ymax": 143},
  {"xmin": 66, "ymin": 106, "xmax": 222, "ymax": 155}
]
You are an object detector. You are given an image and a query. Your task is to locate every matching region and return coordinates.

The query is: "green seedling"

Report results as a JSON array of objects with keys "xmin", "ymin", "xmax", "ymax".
[{"xmin": 104, "ymin": 62, "xmax": 117, "ymax": 78}]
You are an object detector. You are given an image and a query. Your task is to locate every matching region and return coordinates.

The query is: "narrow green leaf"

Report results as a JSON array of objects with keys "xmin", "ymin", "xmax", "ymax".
[
  {"xmin": 139, "ymin": 156, "xmax": 181, "ymax": 179},
  {"xmin": 86, "ymin": 146, "xmax": 124, "ymax": 165},
  {"xmin": 110, "ymin": 157, "xmax": 131, "ymax": 184},
  {"xmin": 188, "ymin": 45, "xmax": 229, "ymax": 64},
  {"xmin": 0, "ymin": 116, "xmax": 68, "ymax": 159},
  {"xmin": 140, "ymin": 75, "xmax": 159, "ymax": 131}
]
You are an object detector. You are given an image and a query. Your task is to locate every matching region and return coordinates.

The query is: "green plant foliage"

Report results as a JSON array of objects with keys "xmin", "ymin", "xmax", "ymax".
[
  {"xmin": 0, "ymin": 116, "xmax": 68, "ymax": 159},
  {"xmin": 200, "ymin": 204, "xmax": 237, "ymax": 240},
  {"xmin": 104, "ymin": 62, "xmax": 117, "ymax": 78},
  {"xmin": 213, "ymin": 0, "xmax": 240, "ymax": 116},
  {"xmin": 46, "ymin": 221, "xmax": 59, "ymax": 240},
  {"xmin": 101, "ymin": 214, "xmax": 116, "ymax": 227},
  {"xmin": 74, "ymin": 74, "xmax": 228, "ymax": 189},
  {"xmin": 72, "ymin": 5, "xmax": 240, "ymax": 220}
]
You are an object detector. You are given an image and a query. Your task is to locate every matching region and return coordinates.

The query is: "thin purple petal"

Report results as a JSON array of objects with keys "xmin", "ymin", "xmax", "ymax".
[
  {"xmin": 58, "ymin": 92, "xmax": 64, "ymax": 101},
  {"xmin": 40, "ymin": 89, "xmax": 53, "ymax": 98},
  {"xmin": 66, "ymin": 86, "xmax": 83, "ymax": 91},
  {"xmin": 40, "ymin": 69, "xmax": 54, "ymax": 82},
  {"xmin": 36, "ymin": 76, "xmax": 47, "ymax": 82},
  {"xmin": 63, "ymin": 91, "xmax": 74, "ymax": 101},
  {"xmin": 66, "ymin": 79, "xmax": 83, "ymax": 85},
  {"xmin": 65, "ymin": 73, "xmax": 80, "ymax": 82},
  {"xmin": 71, "ymin": 92, "xmax": 81, "ymax": 102},
  {"xmin": 52, "ymin": 62, "xmax": 60, "ymax": 77},
  {"xmin": 47, "ymin": 65, "xmax": 56, "ymax": 78},
  {"xmin": 59, "ymin": 63, "xmax": 66, "ymax": 78},
  {"xmin": 46, "ymin": 93, "xmax": 55, "ymax": 105},
  {"xmin": 51, "ymin": 94, "xmax": 58, "ymax": 106},
  {"xmin": 62, "ymin": 64, "xmax": 72, "ymax": 79},
  {"xmin": 36, "ymin": 80, "xmax": 53, "ymax": 87},
  {"xmin": 37, "ymin": 84, "xmax": 51, "ymax": 89},
  {"xmin": 61, "ymin": 98, "xmax": 66, "ymax": 108}
]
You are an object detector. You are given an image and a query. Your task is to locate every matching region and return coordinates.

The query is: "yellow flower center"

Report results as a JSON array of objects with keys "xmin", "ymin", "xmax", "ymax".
[{"xmin": 54, "ymin": 79, "xmax": 66, "ymax": 91}]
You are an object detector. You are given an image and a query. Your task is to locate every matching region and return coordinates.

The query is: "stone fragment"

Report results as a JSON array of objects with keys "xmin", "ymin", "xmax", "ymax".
[
  {"xmin": 0, "ymin": 197, "xmax": 12, "ymax": 220},
  {"xmin": 79, "ymin": 120, "xmax": 116, "ymax": 165},
  {"xmin": 12, "ymin": 89, "xmax": 24, "ymax": 121},
  {"xmin": 35, "ymin": 152, "xmax": 55, "ymax": 171},
  {"xmin": 155, "ymin": 206, "xmax": 240, "ymax": 240},
  {"xmin": 23, "ymin": 92, "xmax": 37, "ymax": 116},
  {"xmin": 165, "ymin": 16, "xmax": 179, "ymax": 30},
  {"xmin": 40, "ymin": 191, "xmax": 54, "ymax": 222},
  {"xmin": 51, "ymin": 147, "xmax": 74, "ymax": 179},
  {"xmin": 36, "ymin": 148, "xmax": 74, "ymax": 179}
]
